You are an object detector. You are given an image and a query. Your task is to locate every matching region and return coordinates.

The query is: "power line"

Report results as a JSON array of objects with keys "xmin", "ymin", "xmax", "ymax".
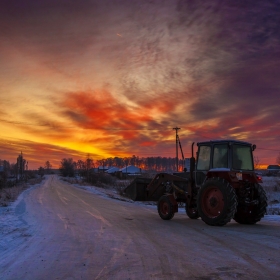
[
  {"xmin": 173, "ymin": 127, "xmax": 180, "ymax": 171},
  {"xmin": 257, "ymin": 147, "xmax": 280, "ymax": 152}
]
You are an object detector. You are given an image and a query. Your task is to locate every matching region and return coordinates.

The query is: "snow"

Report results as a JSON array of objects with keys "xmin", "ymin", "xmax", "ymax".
[
  {"xmin": 1, "ymin": 175, "xmax": 279, "ymax": 233},
  {"xmin": 0, "ymin": 181, "xmax": 42, "ymax": 254},
  {"xmin": 262, "ymin": 176, "xmax": 280, "ymax": 214},
  {"xmin": 69, "ymin": 180, "xmax": 157, "ymax": 207},
  {"xmin": 119, "ymin": 165, "xmax": 142, "ymax": 173},
  {"xmin": 1, "ymin": 175, "xmax": 280, "ymax": 217},
  {"xmin": 1, "ymin": 175, "xmax": 280, "ymax": 255},
  {"xmin": 0, "ymin": 189, "xmax": 279, "ymax": 262},
  {"xmin": 106, "ymin": 167, "xmax": 120, "ymax": 173},
  {"xmin": 0, "ymin": 175, "xmax": 280, "ymax": 279},
  {"xmin": 68, "ymin": 176, "xmax": 280, "ymax": 216}
]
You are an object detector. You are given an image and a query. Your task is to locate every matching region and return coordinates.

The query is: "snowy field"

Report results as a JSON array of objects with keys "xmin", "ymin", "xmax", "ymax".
[
  {"xmin": 0, "ymin": 175, "xmax": 280, "ymax": 280},
  {"xmin": 1, "ymin": 175, "xmax": 280, "ymax": 249},
  {"xmin": 1, "ymin": 175, "xmax": 279, "ymax": 224}
]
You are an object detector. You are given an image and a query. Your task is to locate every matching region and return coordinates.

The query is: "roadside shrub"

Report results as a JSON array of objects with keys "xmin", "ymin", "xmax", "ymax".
[
  {"xmin": 6, "ymin": 180, "xmax": 16, "ymax": 188},
  {"xmin": 28, "ymin": 177, "xmax": 44, "ymax": 185},
  {"xmin": 114, "ymin": 181, "xmax": 129, "ymax": 196},
  {"xmin": 59, "ymin": 158, "xmax": 75, "ymax": 177},
  {"xmin": 26, "ymin": 170, "xmax": 37, "ymax": 179},
  {"xmin": 86, "ymin": 172, "xmax": 116, "ymax": 187},
  {"xmin": 86, "ymin": 173, "xmax": 99, "ymax": 184},
  {"xmin": 100, "ymin": 173, "xmax": 117, "ymax": 185},
  {"xmin": 0, "ymin": 184, "xmax": 26, "ymax": 206}
]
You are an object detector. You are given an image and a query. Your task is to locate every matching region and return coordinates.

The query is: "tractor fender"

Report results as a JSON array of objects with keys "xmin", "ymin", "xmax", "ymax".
[{"xmin": 207, "ymin": 170, "xmax": 261, "ymax": 184}]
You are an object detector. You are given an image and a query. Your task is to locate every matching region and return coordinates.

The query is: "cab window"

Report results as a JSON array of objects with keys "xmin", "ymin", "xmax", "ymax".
[
  {"xmin": 197, "ymin": 146, "xmax": 211, "ymax": 170},
  {"xmin": 213, "ymin": 144, "xmax": 228, "ymax": 168},
  {"xmin": 233, "ymin": 145, "xmax": 253, "ymax": 170}
]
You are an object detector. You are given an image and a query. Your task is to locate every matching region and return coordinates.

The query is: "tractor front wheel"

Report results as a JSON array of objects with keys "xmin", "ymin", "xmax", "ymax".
[
  {"xmin": 157, "ymin": 195, "xmax": 174, "ymax": 220},
  {"xmin": 185, "ymin": 202, "xmax": 200, "ymax": 219},
  {"xmin": 234, "ymin": 183, "xmax": 267, "ymax": 224},
  {"xmin": 197, "ymin": 178, "xmax": 237, "ymax": 226}
]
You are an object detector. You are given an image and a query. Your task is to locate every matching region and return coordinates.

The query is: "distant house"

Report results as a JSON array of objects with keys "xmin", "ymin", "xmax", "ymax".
[
  {"xmin": 97, "ymin": 166, "xmax": 113, "ymax": 172},
  {"xmin": 119, "ymin": 165, "xmax": 142, "ymax": 174},
  {"xmin": 90, "ymin": 166, "xmax": 114, "ymax": 173},
  {"xmin": 106, "ymin": 167, "xmax": 120, "ymax": 174},
  {"xmin": 267, "ymin": 165, "xmax": 280, "ymax": 176},
  {"xmin": 267, "ymin": 165, "xmax": 280, "ymax": 170},
  {"xmin": 90, "ymin": 168, "xmax": 99, "ymax": 173}
]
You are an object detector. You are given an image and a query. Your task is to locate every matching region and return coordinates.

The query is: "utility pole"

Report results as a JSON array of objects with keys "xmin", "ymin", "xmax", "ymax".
[{"xmin": 173, "ymin": 127, "xmax": 180, "ymax": 172}]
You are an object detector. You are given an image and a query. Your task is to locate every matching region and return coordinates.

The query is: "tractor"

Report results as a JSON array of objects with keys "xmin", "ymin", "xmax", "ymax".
[{"xmin": 124, "ymin": 140, "xmax": 267, "ymax": 226}]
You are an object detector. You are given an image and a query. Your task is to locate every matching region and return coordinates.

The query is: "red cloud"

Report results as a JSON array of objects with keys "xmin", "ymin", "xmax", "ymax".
[
  {"xmin": 140, "ymin": 141, "xmax": 157, "ymax": 147},
  {"xmin": 63, "ymin": 90, "xmax": 150, "ymax": 128},
  {"xmin": 61, "ymin": 89, "xmax": 179, "ymax": 137}
]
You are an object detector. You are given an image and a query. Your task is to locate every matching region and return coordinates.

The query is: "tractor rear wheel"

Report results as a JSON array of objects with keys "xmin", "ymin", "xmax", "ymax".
[
  {"xmin": 197, "ymin": 178, "xmax": 237, "ymax": 226},
  {"xmin": 234, "ymin": 183, "xmax": 267, "ymax": 224},
  {"xmin": 157, "ymin": 195, "xmax": 174, "ymax": 220},
  {"xmin": 185, "ymin": 203, "xmax": 200, "ymax": 219}
]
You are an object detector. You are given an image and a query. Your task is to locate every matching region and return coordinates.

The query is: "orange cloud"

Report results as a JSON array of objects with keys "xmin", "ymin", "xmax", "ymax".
[
  {"xmin": 61, "ymin": 89, "xmax": 179, "ymax": 136},
  {"xmin": 0, "ymin": 138, "xmax": 90, "ymax": 169},
  {"xmin": 63, "ymin": 90, "xmax": 148, "ymax": 127}
]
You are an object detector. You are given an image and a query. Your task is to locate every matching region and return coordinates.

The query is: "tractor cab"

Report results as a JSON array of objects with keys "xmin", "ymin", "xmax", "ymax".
[{"xmin": 195, "ymin": 140, "xmax": 255, "ymax": 186}]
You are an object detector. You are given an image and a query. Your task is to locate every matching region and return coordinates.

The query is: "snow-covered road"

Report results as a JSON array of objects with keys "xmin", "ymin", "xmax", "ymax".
[{"xmin": 1, "ymin": 175, "xmax": 280, "ymax": 280}]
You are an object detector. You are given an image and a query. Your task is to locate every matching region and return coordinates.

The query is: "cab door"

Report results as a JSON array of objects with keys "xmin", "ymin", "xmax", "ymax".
[{"xmin": 195, "ymin": 145, "xmax": 211, "ymax": 186}]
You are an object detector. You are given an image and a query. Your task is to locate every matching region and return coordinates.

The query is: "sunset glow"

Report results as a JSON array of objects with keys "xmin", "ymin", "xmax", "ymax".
[{"xmin": 0, "ymin": 1, "xmax": 279, "ymax": 169}]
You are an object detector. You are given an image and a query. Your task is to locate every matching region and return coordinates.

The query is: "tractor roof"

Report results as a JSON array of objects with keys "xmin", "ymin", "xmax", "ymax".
[{"xmin": 197, "ymin": 139, "xmax": 252, "ymax": 146}]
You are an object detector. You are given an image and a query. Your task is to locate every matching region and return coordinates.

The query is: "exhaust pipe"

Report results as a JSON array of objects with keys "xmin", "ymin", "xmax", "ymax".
[{"xmin": 190, "ymin": 142, "xmax": 195, "ymax": 182}]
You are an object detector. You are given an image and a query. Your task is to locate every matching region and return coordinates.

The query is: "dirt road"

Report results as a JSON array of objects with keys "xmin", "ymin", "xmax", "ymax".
[{"xmin": 0, "ymin": 175, "xmax": 280, "ymax": 280}]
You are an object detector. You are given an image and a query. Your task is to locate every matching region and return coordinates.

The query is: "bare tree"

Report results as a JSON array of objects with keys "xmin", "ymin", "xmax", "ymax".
[
  {"xmin": 17, "ymin": 152, "xmax": 26, "ymax": 181},
  {"xmin": 38, "ymin": 166, "xmax": 45, "ymax": 178},
  {"xmin": 0, "ymin": 159, "xmax": 10, "ymax": 188},
  {"xmin": 86, "ymin": 154, "xmax": 94, "ymax": 170},
  {"xmin": 44, "ymin": 161, "xmax": 52, "ymax": 174},
  {"xmin": 59, "ymin": 158, "xmax": 76, "ymax": 177},
  {"xmin": 254, "ymin": 156, "xmax": 260, "ymax": 170},
  {"xmin": 85, "ymin": 154, "xmax": 94, "ymax": 180},
  {"xmin": 76, "ymin": 160, "xmax": 85, "ymax": 177}
]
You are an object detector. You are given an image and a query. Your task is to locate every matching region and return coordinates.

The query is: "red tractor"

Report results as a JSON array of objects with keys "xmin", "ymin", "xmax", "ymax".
[{"xmin": 125, "ymin": 140, "xmax": 267, "ymax": 226}]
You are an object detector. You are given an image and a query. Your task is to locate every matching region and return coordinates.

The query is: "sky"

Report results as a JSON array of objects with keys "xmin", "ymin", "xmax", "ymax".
[{"xmin": 0, "ymin": 0, "xmax": 280, "ymax": 169}]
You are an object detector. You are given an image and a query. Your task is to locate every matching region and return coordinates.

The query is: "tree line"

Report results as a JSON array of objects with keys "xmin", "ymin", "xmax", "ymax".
[
  {"xmin": 58, "ymin": 152, "xmax": 280, "ymax": 177},
  {"xmin": 59, "ymin": 155, "xmax": 186, "ymax": 177}
]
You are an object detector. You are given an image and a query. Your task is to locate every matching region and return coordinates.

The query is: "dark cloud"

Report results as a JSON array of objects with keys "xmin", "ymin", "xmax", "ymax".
[
  {"xmin": 0, "ymin": 0, "xmax": 140, "ymax": 67},
  {"xmin": 0, "ymin": 0, "xmax": 279, "ymax": 166}
]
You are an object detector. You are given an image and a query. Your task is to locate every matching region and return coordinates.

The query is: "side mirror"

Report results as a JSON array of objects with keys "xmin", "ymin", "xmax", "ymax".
[{"xmin": 252, "ymin": 144, "xmax": 256, "ymax": 151}]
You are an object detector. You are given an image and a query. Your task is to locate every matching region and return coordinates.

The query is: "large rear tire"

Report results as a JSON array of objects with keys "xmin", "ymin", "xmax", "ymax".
[
  {"xmin": 234, "ymin": 183, "xmax": 267, "ymax": 224},
  {"xmin": 197, "ymin": 178, "xmax": 237, "ymax": 226},
  {"xmin": 157, "ymin": 195, "xmax": 174, "ymax": 220}
]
